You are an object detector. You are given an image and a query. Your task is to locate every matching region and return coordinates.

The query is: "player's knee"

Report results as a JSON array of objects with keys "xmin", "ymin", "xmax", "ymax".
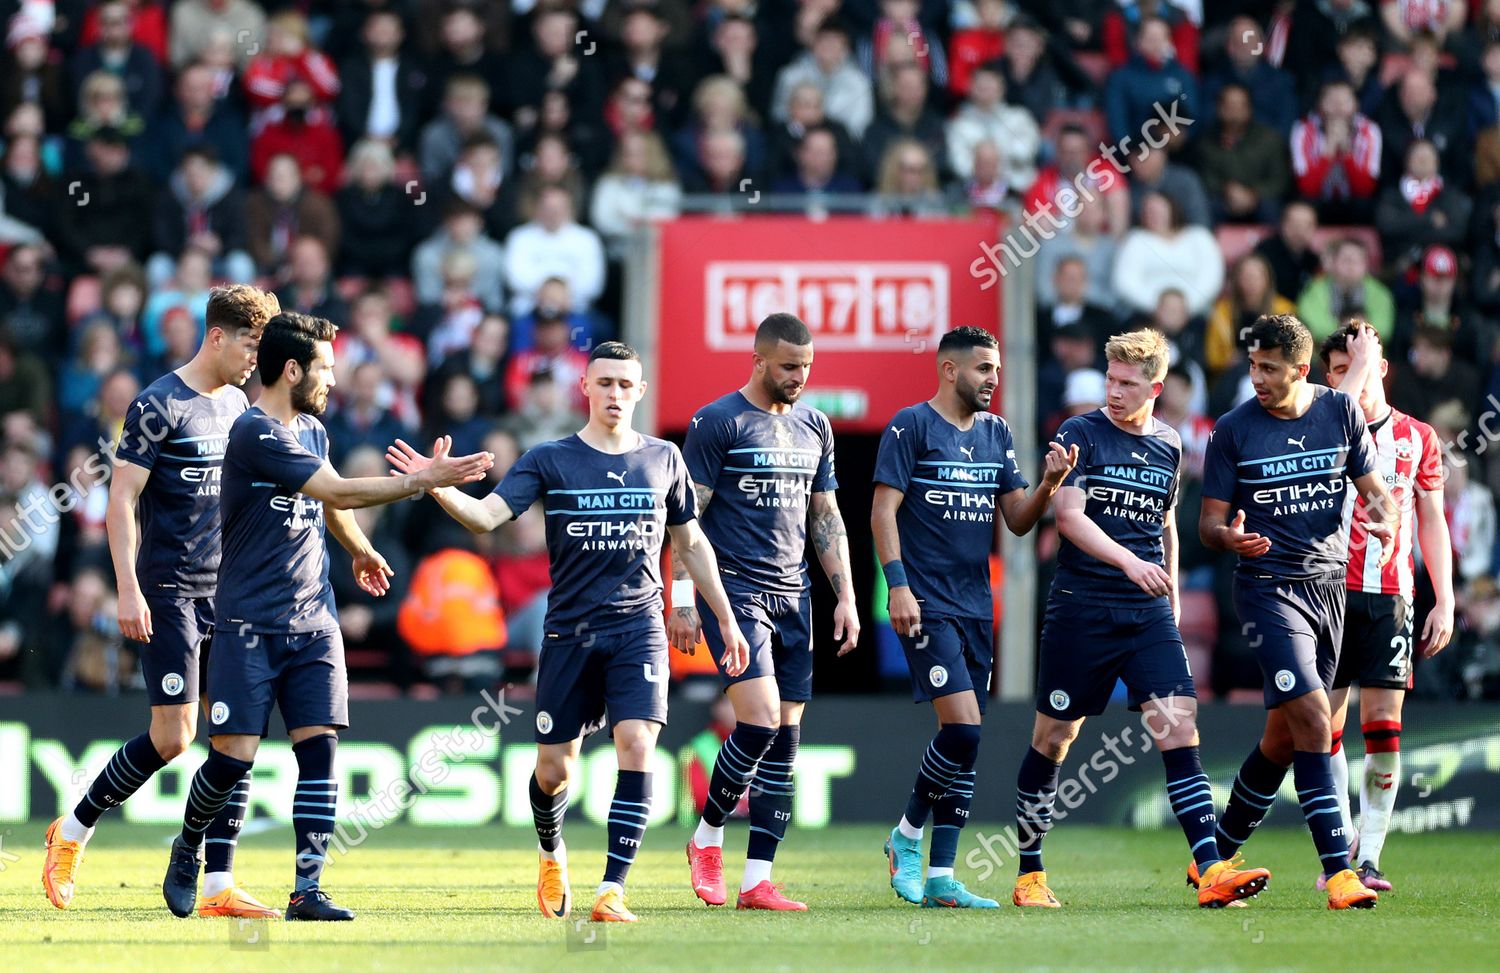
[
  {"xmin": 1153, "ymin": 719, "xmax": 1199, "ymax": 751},
  {"xmin": 1032, "ymin": 724, "xmax": 1076, "ymax": 763},
  {"xmin": 533, "ymin": 756, "xmax": 570, "ymax": 793},
  {"xmin": 150, "ymin": 724, "xmax": 195, "ymax": 761},
  {"xmin": 940, "ymin": 721, "xmax": 983, "ymax": 763},
  {"xmin": 615, "ymin": 732, "xmax": 655, "ymax": 770}
]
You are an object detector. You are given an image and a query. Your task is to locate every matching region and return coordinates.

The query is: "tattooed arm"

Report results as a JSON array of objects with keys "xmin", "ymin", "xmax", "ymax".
[
  {"xmin": 666, "ymin": 483, "xmax": 715, "ymax": 653},
  {"xmin": 809, "ymin": 490, "xmax": 860, "ymax": 656}
]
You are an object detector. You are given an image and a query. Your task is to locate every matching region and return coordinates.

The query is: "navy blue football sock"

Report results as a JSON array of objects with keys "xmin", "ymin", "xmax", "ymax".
[
  {"xmin": 1162, "ymin": 746, "xmax": 1220, "ymax": 870},
  {"xmin": 181, "ymin": 748, "xmax": 254, "ymax": 846},
  {"xmin": 529, "ymin": 773, "xmax": 568, "ymax": 854},
  {"xmin": 903, "ymin": 722, "xmax": 982, "ymax": 828},
  {"xmin": 204, "ymin": 770, "xmax": 252, "ymax": 875},
  {"xmin": 747, "ymin": 724, "xmax": 799, "ymax": 864},
  {"xmin": 74, "ymin": 732, "xmax": 170, "ymax": 828},
  {"xmin": 292, "ymin": 733, "xmax": 338, "ymax": 892},
  {"xmin": 1215, "ymin": 744, "xmax": 1288, "ymax": 859},
  {"xmin": 1293, "ymin": 750, "xmax": 1352, "ymax": 878},
  {"xmin": 702, "ymin": 722, "xmax": 777, "ymax": 829},
  {"xmin": 930, "ymin": 768, "xmax": 976, "ymax": 871},
  {"xmin": 1015, "ymin": 746, "xmax": 1060, "ymax": 875},
  {"xmin": 603, "ymin": 770, "xmax": 652, "ymax": 887}
]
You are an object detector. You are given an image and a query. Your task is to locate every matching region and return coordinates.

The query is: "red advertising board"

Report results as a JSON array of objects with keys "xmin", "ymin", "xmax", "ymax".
[{"xmin": 654, "ymin": 215, "xmax": 1003, "ymax": 433}]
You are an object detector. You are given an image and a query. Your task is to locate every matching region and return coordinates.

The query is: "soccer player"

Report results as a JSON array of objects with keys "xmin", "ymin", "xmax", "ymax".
[
  {"xmin": 1003, "ymin": 329, "xmax": 1271, "ymax": 910},
  {"xmin": 160, "ymin": 311, "xmax": 493, "ymax": 921},
  {"xmin": 388, "ymin": 341, "xmax": 751, "ymax": 924},
  {"xmin": 873, "ymin": 327, "xmax": 1074, "ymax": 910},
  {"xmin": 677, "ymin": 313, "xmax": 860, "ymax": 912},
  {"xmin": 43, "ymin": 285, "xmax": 281, "ymax": 916},
  {"xmin": 1320, "ymin": 321, "xmax": 1454, "ymax": 890},
  {"xmin": 1198, "ymin": 313, "xmax": 1397, "ymax": 910}
]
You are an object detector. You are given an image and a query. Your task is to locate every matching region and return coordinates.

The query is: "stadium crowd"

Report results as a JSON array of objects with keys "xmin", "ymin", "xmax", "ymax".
[{"xmin": 2, "ymin": 0, "xmax": 1500, "ymax": 700}]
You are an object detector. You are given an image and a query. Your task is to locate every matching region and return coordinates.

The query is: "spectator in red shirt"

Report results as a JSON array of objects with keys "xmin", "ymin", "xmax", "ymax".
[
  {"xmin": 504, "ymin": 310, "xmax": 589, "ymax": 414},
  {"xmin": 1291, "ymin": 78, "xmax": 1383, "ymax": 224},
  {"xmin": 1102, "ymin": 0, "xmax": 1199, "ymax": 76},
  {"xmin": 948, "ymin": 0, "xmax": 1010, "ymax": 99},
  {"xmin": 243, "ymin": 10, "xmax": 340, "ymax": 114},
  {"xmin": 80, "ymin": 0, "xmax": 169, "ymax": 65},
  {"xmin": 1025, "ymin": 123, "xmax": 1130, "ymax": 237},
  {"xmin": 250, "ymin": 79, "xmax": 345, "ymax": 193}
]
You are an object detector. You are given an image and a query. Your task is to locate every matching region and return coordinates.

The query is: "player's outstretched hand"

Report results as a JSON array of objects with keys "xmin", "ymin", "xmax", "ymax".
[
  {"xmin": 352, "ymin": 549, "xmax": 395, "ymax": 597},
  {"xmin": 718, "ymin": 620, "xmax": 750, "ymax": 677},
  {"xmin": 386, "ymin": 437, "xmax": 435, "ymax": 477},
  {"xmin": 1222, "ymin": 509, "xmax": 1272, "ymax": 557},
  {"xmin": 1123, "ymin": 556, "xmax": 1173, "ymax": 598},
  {"xmin": 118, "ymin": 585, "xmax": 152, "ymax": 642},
  {"xmin": 833, "ymin": 599, "xmax": 861, "ymax": 656},
  {"xmin": 1042, "ymin": 441, "xmax": 1079, "ymax": 487},
  {"xmin": 425, "ymin": 435, "xmax": 494, "ymax": 488},
  {"xmin": 1421, "ymin": 598, "xmax": 1455, "ymax": 657},
  {"xmin": 888, "ymin": 585, "xmax": 921, "ymax": 638},
  {"xmin": 668, "ymin": 603, "xmax": 702, "ymax": 654}
]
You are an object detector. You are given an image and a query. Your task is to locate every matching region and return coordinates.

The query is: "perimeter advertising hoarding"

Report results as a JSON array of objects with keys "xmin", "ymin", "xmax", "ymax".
[
  {"xmin": 3, "ymin": 697, "xmax": 1496, "ymax": 835},
  {"xmin": 652, "ymin": 215, "xmax": 1003, "ymax": 433}
]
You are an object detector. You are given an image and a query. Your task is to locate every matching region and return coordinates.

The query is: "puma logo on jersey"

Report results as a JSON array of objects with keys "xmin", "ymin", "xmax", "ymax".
[
  {"xmin": 606, "ymin": 470, "xmax": 628, "ymax": 486},
  {"xmin": 258, "ymin": 433, "xmax": 276, "ymax": 440},
  {"xmin": 1130, "ymin": 450, "xmax": 1148, "ymax": 464},
  {"xmin": 691, "ymin": 416, "xmax": 702, "ymax": 427},
  {"xmin": 1287, "ymin": 436, "xmax": 1306, "ymax": 449},
  {"xmin": 891, "ymin": 427, "xmax": 905, "ymax": 438},
  {"xmin": 959, "ymin": 446, "xmax": 974, "ymax": 461}
]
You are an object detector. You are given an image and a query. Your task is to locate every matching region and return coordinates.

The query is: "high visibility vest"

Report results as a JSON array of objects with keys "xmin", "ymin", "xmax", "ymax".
[{"xmin": 397, "ymin": 548, "xmax": 507, "ymax": 656}]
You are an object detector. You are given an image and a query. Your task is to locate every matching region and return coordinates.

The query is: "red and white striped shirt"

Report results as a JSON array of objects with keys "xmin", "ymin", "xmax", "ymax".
[
  {"xmin": 1290, "ymin": 112, "xmax": 1382, "ymax": 201},
  {"xmin": 1343, "ymin": 408, "xmax": 1442, "ymax": 596}
]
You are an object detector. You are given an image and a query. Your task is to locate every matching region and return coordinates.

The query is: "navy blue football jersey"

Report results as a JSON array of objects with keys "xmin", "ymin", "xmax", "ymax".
[
  {"xmin": 683, "ymin": 392, "xmax": 837, "ymax": 595},
  {"xmin": 216, "ymin": 408, "xmax": 336, "ymax": 633},
  {"xmin": 1203, "ymin": 386, "xmax": 1378, "ymax": 580},
  {"xmin": 494, "ymin": 434, "xmax": 696, "ymax": 635},
  {"xmin": 114, "ymin": 373, "xmax": 248, "ymax": 598},
  {"xmin": 873, "ymin": 403, "xmax": 1027, "ymax": 619}
]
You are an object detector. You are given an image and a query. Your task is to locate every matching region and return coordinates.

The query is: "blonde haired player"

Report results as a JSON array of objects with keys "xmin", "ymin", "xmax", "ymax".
[{"xmin": 1011, "ymin": 328, "xmax": 1271, "ymax": 909}]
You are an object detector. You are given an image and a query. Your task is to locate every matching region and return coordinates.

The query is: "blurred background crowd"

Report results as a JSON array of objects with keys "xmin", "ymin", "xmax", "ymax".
[{"xmin": 3, "ymin": 0, "xmax": 1500, "ymax": 702}]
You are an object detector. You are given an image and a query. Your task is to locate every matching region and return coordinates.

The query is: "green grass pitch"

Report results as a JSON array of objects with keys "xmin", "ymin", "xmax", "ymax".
[{"xmin": 1, "ymin": 823, "xmax": 1495, "ymax": 972}]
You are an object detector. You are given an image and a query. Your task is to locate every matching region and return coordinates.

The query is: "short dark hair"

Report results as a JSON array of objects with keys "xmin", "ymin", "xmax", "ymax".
[
  {"xmin": 179, "ymin": 145, "xmax": 218, "ymax": 166},
  {"xmin": 1412, "ymin": 324, "xmax": 1454, "ymax": 350},
  {"xmin": 754, "ymin": 313, "xmax": 813, "ymax": 349},
  {"xmin": 588, "ymin": 340, "xmax": 640, "ymax": 365},
  {"xmin": 205, "ymin": 285, "xmax": 279, "ymax": 341},
  {"xmin": 1317, "ymin": 319, "xmax": 1374, "ymax": 367},
  {"xmin": 938, "ymin": 326, "xmax": 999, "ymax": 356},
  {"xmin": 815, "ymin": 15, "xmax": 852, "ymax": 44},
  {"xmin": 1216, "ymin": 81, "xmax": 1251, "ymax": 103},
  {"xmin": 1246, "ymin": 313, "xmax": 1313, "ymax": 365},
  {"xmin": 258, "ymin": 311, "xmax": 337, "ymax": 386}
]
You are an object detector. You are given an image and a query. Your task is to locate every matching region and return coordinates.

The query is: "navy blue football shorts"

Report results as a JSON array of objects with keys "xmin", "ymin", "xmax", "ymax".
[
  {"xmin": 136, "ymin": 594, "xmax": 214, "ymax": 706},
  {"xmin": 1232, "ymin": 573, "xmax": 1346, "ymax": 708},
  {"xmin": 534, "ymin": 618, "xmax": 670, "ymax": 744},
  {"xmin": 698, "ymin": 585, "xmax": 814, "ymax": 702},
  {"xmin": 1036, "ymin": 594, "xmax": 1195, "ymax": 720},
  {"xmin": 899, "ymin": 614, "xmax": 993, "ymax": 714},
  {"xmin": 207, "ymin": 626, "xmax": 349, "ymax": 737}
]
